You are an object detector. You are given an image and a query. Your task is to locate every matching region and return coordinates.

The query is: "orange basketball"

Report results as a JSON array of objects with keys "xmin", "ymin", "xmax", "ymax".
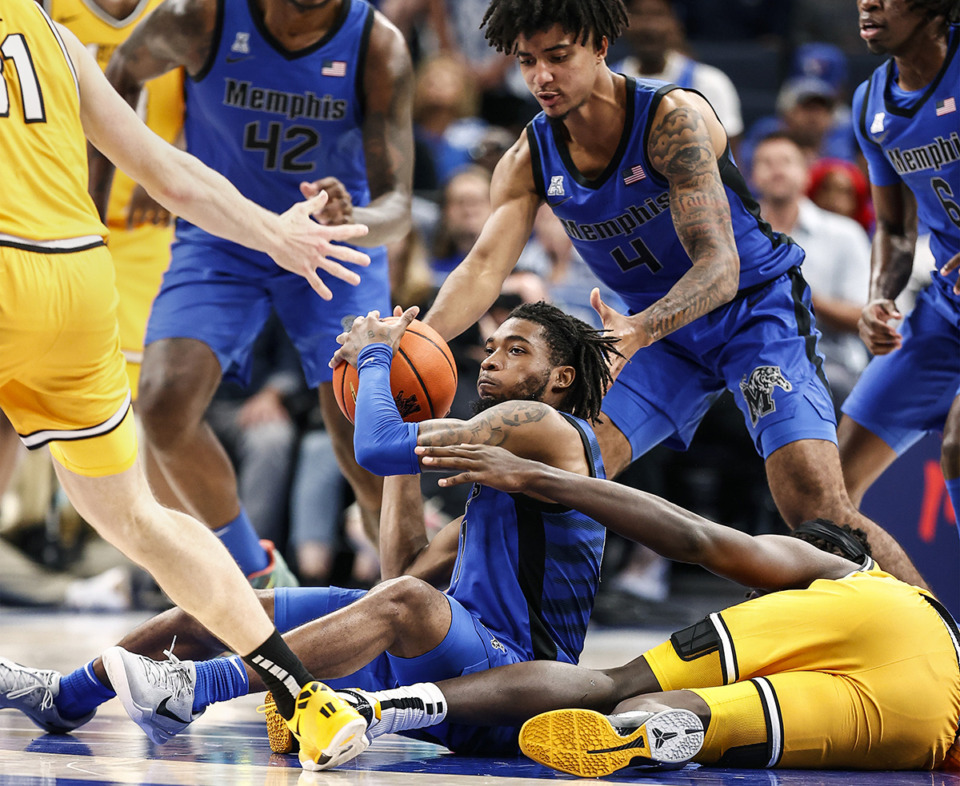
[{"xmin": 332, "ymin": 318, "xmax": 458, "ymax": 424}]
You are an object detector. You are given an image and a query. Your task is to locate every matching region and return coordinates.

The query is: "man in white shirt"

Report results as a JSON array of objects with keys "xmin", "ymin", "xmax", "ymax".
[
  {"xmin": 613, "ymin": 0, "xmax": 744, "ymax": 144},
  {"xmin": 751, "ymin": 132, "xmax": 871, "ymax": 406}
]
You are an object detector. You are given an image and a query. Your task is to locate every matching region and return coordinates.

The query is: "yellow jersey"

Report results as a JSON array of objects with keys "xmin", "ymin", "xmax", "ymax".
[
  {"xmin": 45, "ymin": 0, "xmax": 184, "ymax": 230},
  {"xmin": 0, "ymin": 0, "xmax": 105, "ymax": 247}
]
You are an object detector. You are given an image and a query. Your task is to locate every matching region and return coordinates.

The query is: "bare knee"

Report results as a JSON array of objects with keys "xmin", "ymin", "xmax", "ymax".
[{"xmin": 368, "ymin": 575, "xmax": 444, "ymax": 632}]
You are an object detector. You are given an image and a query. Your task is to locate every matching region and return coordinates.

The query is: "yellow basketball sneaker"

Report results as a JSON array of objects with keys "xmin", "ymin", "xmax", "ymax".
[
  {"xmin": 519, "ymin": 707, "xmax": 703, "ymax": 778},
  {"xmin": 286, "ymin": 681, "xmax": 370, "ymax": 771}
]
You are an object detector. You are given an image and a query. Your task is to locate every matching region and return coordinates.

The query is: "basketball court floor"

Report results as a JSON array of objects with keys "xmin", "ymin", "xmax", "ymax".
[{"xmin": 0, "ymin": 609, "xmax": 957, "ymax": 786}]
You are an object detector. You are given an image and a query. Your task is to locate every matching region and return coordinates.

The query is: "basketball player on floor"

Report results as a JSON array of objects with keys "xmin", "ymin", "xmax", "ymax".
[
  {"xmin": 89, "ymin": 0, "xmax": 416, "ymax": 583},
  {"xmin": 318, "ymin": 443, "xmax": 960, "ymax": 775},
  {"xmin": 838, "ymin": 0, "xmax": 960, "ymax": 528},
  {"xmin": 0, "ymin": 0, "xmax": 373, "ymax": 769},
  {"xmin": 405, "ymin": 0, "xmax": 925, "ymax": 584},
  {"xmin": 0, "ymin": 303, "xmax": 618, "ymax": 770}
]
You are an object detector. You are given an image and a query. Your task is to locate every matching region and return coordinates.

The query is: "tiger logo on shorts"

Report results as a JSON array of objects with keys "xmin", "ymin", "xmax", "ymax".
[{"xmin": 740, "ymin": 366, "xmax": 793, "ymax": 426}]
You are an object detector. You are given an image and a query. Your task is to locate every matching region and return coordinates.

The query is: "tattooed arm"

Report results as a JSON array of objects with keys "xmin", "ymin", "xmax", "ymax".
[
  {"xmin": 609, "ymin": 91, "xmax": 740, "ymax": 360},
  {"xmin": 300, "ymin": 13, "xmax": 414, "ymax": 246},
  {"xmin": 88, "ymin": 0, "xmax": 217, "ymax": 217},
  {"xmin": 342, "ymin": 308, "xmax": 588, "ymax": 477}
]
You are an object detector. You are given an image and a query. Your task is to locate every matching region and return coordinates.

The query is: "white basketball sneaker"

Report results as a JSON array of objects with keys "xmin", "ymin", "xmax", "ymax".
[
  {"xmin": 102, "ymin": 645, "xmax": 204, "ymax": 744},
  {"xmin": 0, "ymin": 657, "xmax": 95, "ymax": 733}
]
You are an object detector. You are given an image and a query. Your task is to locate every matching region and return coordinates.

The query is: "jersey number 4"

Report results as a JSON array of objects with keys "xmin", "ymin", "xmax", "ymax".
[
  {"xmin": 0, "ymin": 35, "xmax": 46, "ymax": 123},
  {"xmin": 244, "ymin": 120, "xmax": 319, "ymax": 173}
]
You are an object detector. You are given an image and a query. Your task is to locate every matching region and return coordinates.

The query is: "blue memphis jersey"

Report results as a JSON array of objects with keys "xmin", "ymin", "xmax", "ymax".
[
  {"xmin": 527, "ymin": 77, "xmax": 805, "ymax": 313},
  {"xmin": 179, "ymin": 0, "xmax": 377, "ymax": 245},
  {"xmin": 853, "ymin": 25, "xmax": 960, "ymax": 304},
  {"xmin": 447, "ymin": 413, "xmax": 606, "ymax": 665}
]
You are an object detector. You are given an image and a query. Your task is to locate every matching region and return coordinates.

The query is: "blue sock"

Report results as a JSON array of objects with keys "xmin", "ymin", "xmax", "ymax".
[
  {"xmin": 55, "ymin": 661, "xmax": 115, "ymax": 720},
  {"xmin": 193, "ymin": 656, "xmax": 250, "ymax": 713},
  {"xmin": 946, "ymin": 476, "xmax": 960, "ymax": 527},
  {"xmin": 213, "ymin": 509, "xmax": 268, "ymax": 575}
]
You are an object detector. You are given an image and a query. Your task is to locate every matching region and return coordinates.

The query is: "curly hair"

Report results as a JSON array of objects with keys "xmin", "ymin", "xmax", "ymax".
[
  {"xmin": 508, "ymin": 301, "xmax": 621, "ymax": 422},
  {"xmin": 481, "ymin": 0, "xmax": 629, "ymax": 54},
  {"xmin": 791, "ymin": 518, "xmax": 873, "ymax": 561},
  {"xmin": 907, "ymin": 0, "xmax": 960, "ymax": 23}
]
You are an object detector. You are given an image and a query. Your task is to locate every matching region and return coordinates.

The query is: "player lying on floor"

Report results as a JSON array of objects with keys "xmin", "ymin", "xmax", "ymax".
[
  {"xmin": 300, "ymin": 444, "xmax": 960, "ymax": 775},
  {"xmin": 0, "ymin": 303, "xmax": 619, "ymax": 771}
]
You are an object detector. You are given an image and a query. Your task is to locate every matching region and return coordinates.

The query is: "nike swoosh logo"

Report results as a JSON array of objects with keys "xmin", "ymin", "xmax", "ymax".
[
  {"xmin": 547, "ymin": 196, "xmax": 573, "ymax": 207},
  {"xmin": 156, "ymin": 696, "xmax": 191, "ymax": 725},
  {"xmin": 226, "ymin": 55, "xmax": 254, "ymax": 63}
]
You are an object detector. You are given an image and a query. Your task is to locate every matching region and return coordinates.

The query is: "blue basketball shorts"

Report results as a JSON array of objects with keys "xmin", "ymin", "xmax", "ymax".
[
  {"xmin": 144, "ymin": 235, "xmax": 389, "ymax": 387},
  {"xmin": 842, "ymin": 284, "xmax": 960, "ymax": 455},
  {"xmin": 272, "ymin": 586, "xmax": 526, "ymax": 754},
  {"xmin": 602, "ymin": 267, "xmax": 838, "ymax": 461}
]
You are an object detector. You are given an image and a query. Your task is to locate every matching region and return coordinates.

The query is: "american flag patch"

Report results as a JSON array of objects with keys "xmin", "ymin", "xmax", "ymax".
[
  {"xmin": 936, "ymin": 97, "xmax": 956, "ymax": 116},
  {"xmin": 321, "ymin": 60, "xmax": 347, "ymax": 77},
  {"xmin": 622, "ymin": 164, "xmax": 646, "ymax": 185}
]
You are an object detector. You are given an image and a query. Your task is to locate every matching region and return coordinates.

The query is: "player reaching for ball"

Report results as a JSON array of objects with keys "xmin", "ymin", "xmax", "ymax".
[{"xmin": 0, "ymin": 302, "xmax": 621, "ymax": 768}]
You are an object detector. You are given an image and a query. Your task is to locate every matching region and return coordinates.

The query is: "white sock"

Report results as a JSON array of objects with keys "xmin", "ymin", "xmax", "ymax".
[{"xmin": 364, "ymin": 682, "xmax": 448, "ymax": 737}]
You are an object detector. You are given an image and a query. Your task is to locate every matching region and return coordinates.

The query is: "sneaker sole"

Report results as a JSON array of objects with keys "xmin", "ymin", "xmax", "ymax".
[
  {"xmin": 519, "ymin": 708, "xmax": 702, "ymax": 778},
  {"xmin": 263, "ymin": 691, "xmax": 299, "ymax": 754},
  {"xmin": 101, "ymin": 648, "xmax": 170, "ymax": 745},
  {"xmin": 297, "ymin": 714, "xmax": 369, "ymax": 772}
]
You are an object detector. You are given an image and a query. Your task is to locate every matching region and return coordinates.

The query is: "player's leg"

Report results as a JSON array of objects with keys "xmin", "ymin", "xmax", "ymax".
[
  {"xmin": 839, "ymin": 286, "xmax": 958, "ymax": 507},
  {"xmin": 136, "ymin": 243, "xmax": 291, "ymax": 581},
  {"xmin": 942, "ymin": 394, "xmax": 960, "ymax": 519},
  {"xmin": 836, "ymin": 415, "xmax": 897, "ymax": 505}
]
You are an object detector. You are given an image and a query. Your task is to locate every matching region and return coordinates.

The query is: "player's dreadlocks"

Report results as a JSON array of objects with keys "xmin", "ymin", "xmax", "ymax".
[
  {"xmin": 481, "ymin": 0, "xmax": 628, "ymax": 54},
  {"xmin": 509, "ymin": 301, "xmax": 622, "ymax": 423},
  {"xmin": 908, "ymin": 0, "xmax": 960, "ymax": 23},
  {"xmin": 791, "ymin": 518, "xmax": 872, "ymax": 562}
]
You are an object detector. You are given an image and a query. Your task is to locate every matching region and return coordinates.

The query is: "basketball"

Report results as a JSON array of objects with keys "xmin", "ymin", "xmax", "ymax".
[{"xmin": 332, "ymin": 318, "xmax": 458, "ymax": 424}]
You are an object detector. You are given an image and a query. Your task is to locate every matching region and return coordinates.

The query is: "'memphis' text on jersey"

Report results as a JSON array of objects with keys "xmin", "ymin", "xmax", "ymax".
[
  {"xmin": 223, "ymin": 79, "xmax": 347, "ymax": 122},
  {"xmin": 884, "ymin": 132, "xmax": 960, "ymax": 176},
  {"xmin": 558, "ymin": 192, "xmax": 670, "ymax": 242}
]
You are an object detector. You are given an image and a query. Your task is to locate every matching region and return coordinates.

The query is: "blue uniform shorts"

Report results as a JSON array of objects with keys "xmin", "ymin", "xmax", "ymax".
[
  {"xmin": 842, "ymin": 284, "xmax": 960, "ymax": 455},
  {"xmin": 144, "ymin": 234, "xmax": 389, "ymax": 387},
  {"xmin": 273, "ymin": 586, "xmax": 525, "ymax": 754},
  {"xmin": 602, "ymin": 267, "xmax": 838, "ymax": 461}
]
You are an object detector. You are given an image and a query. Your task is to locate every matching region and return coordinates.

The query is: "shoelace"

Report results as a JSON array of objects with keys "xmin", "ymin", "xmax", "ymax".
[
  {"xmin": 3, "ymin": 664, "xmax": 56, "ymax": 712},
  {"xmin": 138, "ymin": 638, "xmax": 193, "ymax": 701}
]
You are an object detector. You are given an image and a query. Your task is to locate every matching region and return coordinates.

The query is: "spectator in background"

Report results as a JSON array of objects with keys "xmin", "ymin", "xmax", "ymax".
[
  {"xmin": 741, "ymin": 76, "xmax": 859, "ymax": 173},
  {"xmin": 807, "ymin": 157, "xmax": 875, "ymax": 234},
  {"xmin": 751, "ymin": 133, "xmax": 870, "ymax": 406},
  {"xmin": 429, "ymin": 167, "xmax": 493, "ymax": 285},
  {"xmin": 413, "ymin": 54, "xmax": 489, "ymax": 188},
  {"xmin": 614, "ymin": 0, "xmax": 744, "ymax": 153}
]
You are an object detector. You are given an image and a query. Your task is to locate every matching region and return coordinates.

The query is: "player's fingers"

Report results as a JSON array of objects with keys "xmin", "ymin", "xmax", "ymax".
[
  {"xmin": 305, "ymin": 267, "xmax": 333, "ymax": 300},
  {"xmin": 314, "ymin": 258, "xmax": 362, "ymax": 286},
  {"xmin": 589, "ymin": 287, "xmax": 605, "ymax": 314},
  {"xmin": 940, "ymin": 252, "xmax": 960, "ymax": 275},
  {"xmin": 319, "ymin": 242, "xmax": 371, "ymax": 267},
  {"xmin": 300, "ymin": 181, "xmax": 321, "ymax": 198},
  {"xmin": 302, "ymin": 190, "xmax": 330, "ymax": 217},
  {"xmin": 393, "ymin": 305, "xmax": 405, "ymax": 317},
  {"xmin": 321, "ymin": 223, "xmax": 370, "ymax": 242},
  {"xmin": 398, "ymin": 305, "xmax": 420, "ymax": 329},
  {"xmin": 437, "ymin": 471, "xmax": 475, "ymax": 487}
]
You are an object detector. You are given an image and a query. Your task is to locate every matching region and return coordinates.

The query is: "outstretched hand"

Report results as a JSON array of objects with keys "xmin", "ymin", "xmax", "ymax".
[
  {"xmin": 416, "ymin": 443, "xmax": 543, "ymax": 493},
  {"xmin": 271, "ymin": 190, "xmax": 371, "ymax": 300},
  {"xmin": 941, "ymin": 251, "xmax": 960, "ymax": 295},
  {"xmin": 590, "ymin": 287, "xmax": 647, "ymax": 381},
  {"xmin": 858, "ymin": 298, "xmax": 903, "ymax": 355},
  {"xmin": 330, "ymin": 305, "xmax": 419, "ymax": 368}
]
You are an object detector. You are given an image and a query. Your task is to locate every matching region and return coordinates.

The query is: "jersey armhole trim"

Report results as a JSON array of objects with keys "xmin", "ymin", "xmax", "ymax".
[
  {"xmin": 192, "ymin": 0, "xmax": 226, "ymax": 83},
  {"xmin": 525, "ymin": 121, "xmax": 546, "ymax": 200}
]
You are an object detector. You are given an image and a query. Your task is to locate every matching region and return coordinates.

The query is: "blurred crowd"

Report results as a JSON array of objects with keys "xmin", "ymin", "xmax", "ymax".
[{"xmin": 0, "ymin": 0, "xmax": 938, "ymax": 615}]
